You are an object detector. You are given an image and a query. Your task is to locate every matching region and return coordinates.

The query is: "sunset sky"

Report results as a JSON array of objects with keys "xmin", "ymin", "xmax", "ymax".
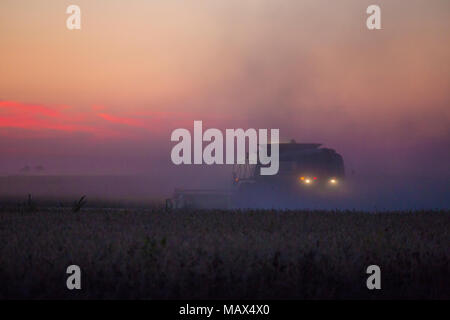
[{"xmin": 0, "ymin": 0, "xmax": 449, "ymax": 177}]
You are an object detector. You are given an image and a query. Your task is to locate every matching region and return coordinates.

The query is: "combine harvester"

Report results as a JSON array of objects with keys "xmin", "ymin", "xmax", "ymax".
[{"xmin": 166, "ymin": 141, "xmax": 345, "ymax": 209}]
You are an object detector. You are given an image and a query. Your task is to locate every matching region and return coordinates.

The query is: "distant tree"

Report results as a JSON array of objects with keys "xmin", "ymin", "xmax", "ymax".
[{"xmin": 20, "ymin": 165, "xmax": 30, "ymax": 173}]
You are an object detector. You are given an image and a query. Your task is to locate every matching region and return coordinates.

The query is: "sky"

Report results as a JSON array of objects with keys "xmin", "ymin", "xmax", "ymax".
[{"xmin": 0, "ymin": 0, "xmax": 449, "ymax": 194}]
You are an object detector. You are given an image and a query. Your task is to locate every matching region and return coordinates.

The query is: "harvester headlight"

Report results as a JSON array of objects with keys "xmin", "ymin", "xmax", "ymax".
[{"xmin": 299, "ymin": 176, "xmax": 315, "ymax": 185}]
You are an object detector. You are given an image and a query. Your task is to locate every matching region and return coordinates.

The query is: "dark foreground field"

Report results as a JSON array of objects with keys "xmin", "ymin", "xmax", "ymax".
[{"xmin": 0, "ymin": 207, "xmax": 449, "ymax": 299}]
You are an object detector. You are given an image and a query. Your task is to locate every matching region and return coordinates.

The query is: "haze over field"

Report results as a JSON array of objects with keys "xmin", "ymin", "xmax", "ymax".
[{"xmin": 0, "ymin": 0, "xmax": 449, "ymax": 209}]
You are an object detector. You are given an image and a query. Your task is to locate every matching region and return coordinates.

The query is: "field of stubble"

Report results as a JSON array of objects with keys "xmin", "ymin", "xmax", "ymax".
[{"xmin": 0, "ymin": 207, "xmax": 449, "ymax": 299}]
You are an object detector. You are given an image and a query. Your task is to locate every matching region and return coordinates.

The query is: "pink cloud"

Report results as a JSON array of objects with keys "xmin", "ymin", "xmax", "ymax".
[
  {"xmin": 0, "ymin": 100, "xmax": 61, "ymax": 118},
  {"xmin": 97, "ymin": 113, "xmax": 146, "ymax": 128},
  {"xmin": 0, "ymin": 100, "xmax": 110, "ymax": 136},
  {"xmin": 0, "ymin": 100, "xmax": 233, "ymax": 140}
]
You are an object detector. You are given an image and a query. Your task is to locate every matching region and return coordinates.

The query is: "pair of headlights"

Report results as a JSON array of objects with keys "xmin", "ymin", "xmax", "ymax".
[{"xmin": 299, "ymin": 176, "xmax": 338, "ymax": 185}]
